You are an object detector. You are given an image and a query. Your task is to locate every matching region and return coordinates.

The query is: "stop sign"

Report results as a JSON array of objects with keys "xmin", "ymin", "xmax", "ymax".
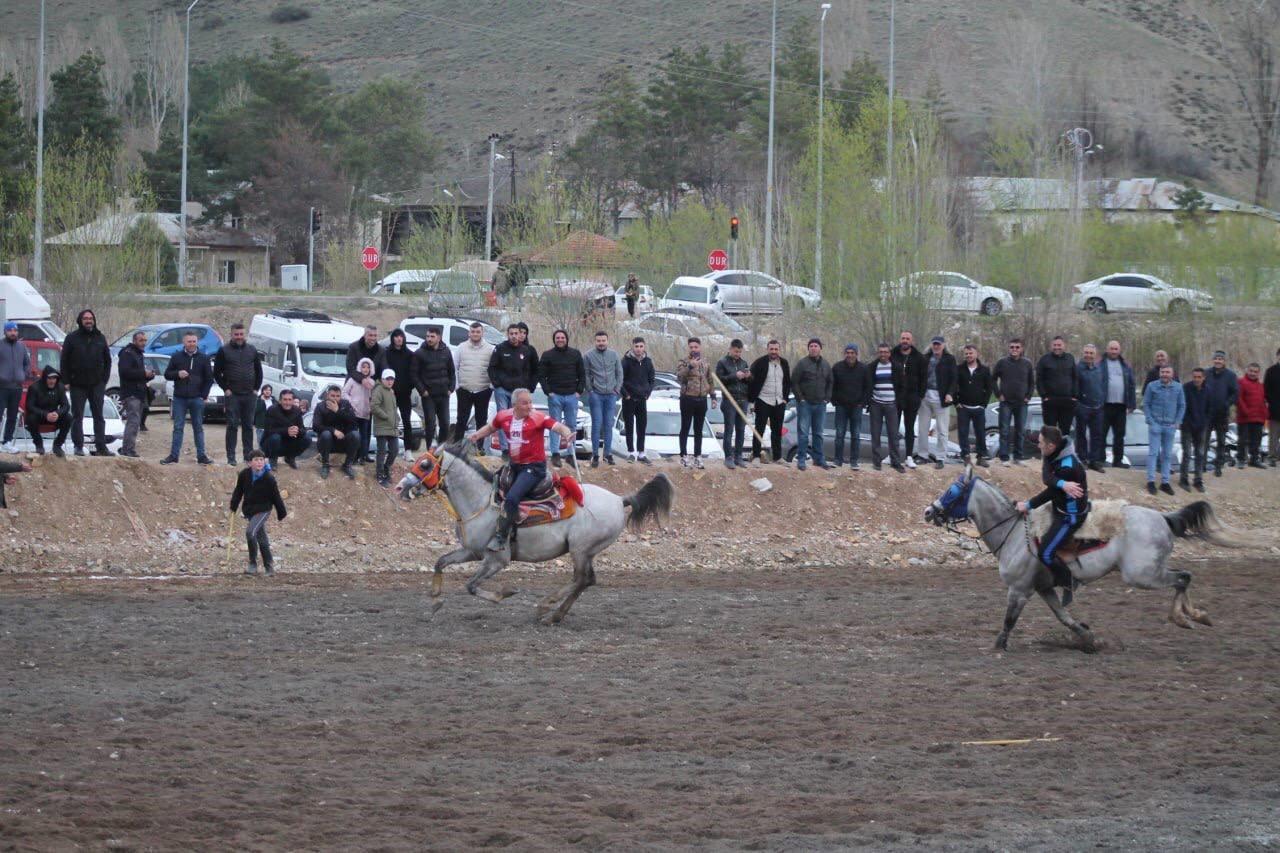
[
  {"xmin": 361, "ymin": 245, "xmax": 381, "ymax": 271},
  {"xmin": 707, "ymin": 249, "xmax": 729, "ymax": 271}
]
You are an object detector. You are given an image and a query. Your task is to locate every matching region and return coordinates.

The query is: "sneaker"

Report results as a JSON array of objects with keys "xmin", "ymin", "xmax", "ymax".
[
  {"xmin": 160, "ymin": 456, "xmax": 178, "ymax": 465},
  {"xmin": 934, "ymin": 459, "xmax": 944, "ymax": 470},
  {"xmin": 1089, "ymin": 461, "xmax": 1106, "ymax": 473},
  {"xmin": 244, "ymin": 565, "xmax": 258, "ymax": 576},
  {"xmin": 976, "ymin": 457, "xmax": 989, "ymax": 468},
  {"xmin": 320, "ymin": 463, "xmax": 330, "ymax": 480},
  {"xmin": 286, "ymin": 457, "xmax": 299, "ymax": 470},
  {"xmin": 796, "ymin": 460, "xmax": 807, "ymax": 471},
  {"xmin": 89, "ymin": 448, "xmax": 113, "ymax": 457},
  {"xmin": 1147, "ymin": 482, "xmax": 1157, "ymax": 495},
  {"xmin": 850, "ymin": 460, "xmax": 861, "ymax": 470},
  {"xmin": 1249, "ymin": 460, "xmax": 1267, "ymax": 470},
  {"xmin": 342, "ymin": 464, "xmax": 355, "ymax": 480},
  {"xmin": 0, "ymin": 441, "xmax": 14, "ymax": 453},
  {"xmin": 53, "ymin": 445, "xmax": 65, "ymax": 459},
  {"xmin": 1112, "ymin": 461, "xmax": 1131, "ymax": 469},
  {"xmin": 197, "ymin": 456, "xmax": 214, "ymax": 465},
  {"xmin": 873, "ymin": 460, "xmax": 882, "ymax": 471},
  {"xmin": 552, "ymin": 455, "xmax": 563, "ymax": 469},
  {"xmin": 1000, "ymin": 459, "xmax": 1011, "ymax": 467},
  {"xmin": 377, "ymin": 476, "xmax": 391, "ymax": 488},
  {"xmin": 1012, "ymin": 459, "xmax": 1025, "ymax": 467},
  {"xmin": 639, "ymin": 455, "xmax": 652, "ymax": 466},
  {"xmin": 1160, "ymin": 482, "xmax": 1175, "ymax": 495},
  {"xmin": 227, "ymin": 457, "xmax": 237, "ymax": 466},
  {"xmin": 818, "ymin": 461, "xmax": 833, "ymax": 470},
  {"xmin": 694, "ymin": 456, "xmax": 704, "ymax": 470},
  {"xmin": 1214, "ymin": 466, "xmax": 1223, "ymax": 478},
  {"xmin": 264, "ymin": 564, "xmax": 275, "ymax": 576},
  {"xmin": 892, "ymin": 463, "xmax": 906, "ymax": 473},
  {"xmin": 904, "ymin": 456, "xmax": 917, "ymax": 469},
  {"xmin": 590, "ymin": 456, "xmax": 600, "ymax": 468},
  {"xmin": 680, "ymin": 456, "xmax": 689, "ymax": 468},
  {"xmin": 751, "ymin": 457, "xmax": 763, "ymax": 468},
  {"xmin": 118, "ymin": 449, "xmax": 140, "ymax": 458},
  {"xmin": 1194, "ymin": 480, "xmax": 1205, "ymax": 493},
  {"xmin": 605, "ymin": 455, "xmax": 615, "ymax": 466},
  {"xmin": 725, "ymin": 457, "xmax": 736, "ymax": 470},
  {"xmin": 73, "ymin": 447, "xmax": 86, "ymax": 457},
  {"xmin": 1178, "ymin": 477, "xmax": 1190, "ymax": 491}
]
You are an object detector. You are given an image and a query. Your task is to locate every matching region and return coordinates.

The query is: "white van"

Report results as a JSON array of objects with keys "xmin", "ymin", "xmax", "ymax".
[
  {"xmin": 248, "ymin": 309, "xmax": 366, "ymax": 398},
  {"xmin": 370, "ymin": 269, "xmax": 440, "ymax": 295},
  {"xmin": 0, "ymin": 275, "xmax": 66, "ymax": 342}
]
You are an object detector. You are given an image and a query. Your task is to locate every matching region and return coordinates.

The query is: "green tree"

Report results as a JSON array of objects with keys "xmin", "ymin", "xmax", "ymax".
[
  {"xmin": 835, "ymin": 55, "xmax": 887, "ymax": 132},
  {"xmin": 752, "ymin": 20, "xmax": 821, "ymax": 163},
  {"xmin": 140, "ymin": 124, "xmax": 213, "ymax": 212},
  {"xmin": 566, "ymin": 68, "xmax": 649, "ymax": 215},
  {"xmin": 47, "ymin": 53, "xmax": 122, "ymax": 151},
  {"xmin": 335, "ymin": 77, "xmax": 440, "ymax": 200},
  {"xmin": 0, "ymin": 73, "xmax": 34, "ymax": 255},
  {"xmin": 1172, "ymin": 184, "xmax": 1208, "ymax": 223}
]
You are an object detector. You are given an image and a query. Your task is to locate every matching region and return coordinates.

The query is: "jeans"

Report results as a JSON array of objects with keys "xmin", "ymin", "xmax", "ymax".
[
  {"xmin": 504, "ymin": 461, "xmax": 547, "ymax": 520},
  {"xmin": 588, "ymin": 392, "xmax": 617, "ymax": 457},
  {"xmin": 1237, "ymin": 422, "xmax": 1264, "ymax": 464},
  {"xmin": 1271, "ymin": 420, "xmax": 1280, "ymax": 463},
  {"xmin": 916, "ymin": 391, "xmax": 950, "ymax": 460},
  {"xmin": 28, "ymin": 412, "xmax": 71, "ymax": 451},
  {"xmin": 832, "ymin": 404, "xmax": 862, "ymax": 465},
  {"xmin": 264, "ymin": 431, "xmax": 311, "ymax": 462},
  {"xmin": 795, "ymin": 400, "xmax": 827, "ymax": 465},
  {"xmin": 420, "ymin": 392, "xmax": 450, "ymax": 448},
  {"xmin": 1180, "ymin": 426, "xmax": 1207, "ymax": 481},
  {"xmin": 356, "ymin": 417, "xmax": 372, "ymax": 459},
  {"xmin": 956, "ymin": 406, "xmax": 987, "ymax": 459},
  {"xmin": 722, "ymin": 399, "xmax": 747, "ymax": 460},
  {"xmin": 546, "ymin": 392, "xmax": 579, "ymax": 457},
  {"xmin": 225, "ymin": 392, "xmax": 256, "ymax": 460},
  {"xmin": 0, "ymin": 386, "xmax": 20, "ymax": 443},
  {"xmin": 121, "ymin": 396, "xmax": 144, "ymax": 454},
  {"xmin": 898, "ymin": 394, "xmax": 921, "ymax": 459},
  {"xmin": 169, "ymin": 396, "xmax": 207, "ymax": 459},
  {"xmin": 1146, "ymin": 422, "xmax": 1176, "ymax": 483},
  {"xmin": 1042, "ymin": 398, "xmax": 1076, "ymax": 436},
  {"xmin": 622, "ymin": 397, "xmax": 647, "ymax": 453},
  {"xmin": 396, "ymin": 392, "xmax": 417, "ymax": 450},
  {"xmin": 376, "ymin": 435, "xmax": 399, "ymax": 479},
  {"xmin": 245, "ymin": 511, "xmax": 273, "ymax": 569},
  {"xmin": 317, "ymin": 429, "xmax": 359, "ymax": 465},
  {"xmin": 454, "ymin": 388, "xmax": 492, "ymax": 441},
  {"xmin": 1209, "ymin": 414, "xmax": 1231, "ymax": 471},
  {"xmin": 998, "ymin": 401, "xmax": 1028, "ymax": 461},
  {"xmin": 70, "ymin": 383, "xmax": 108, "ymax": 450},
  {"xmin": 493, "ymin": 388, "xmax": 513, "ymax": 450},
  {"xmin": 869, "ymin": 400, "xmax": 900, "ymax": 465},
  {"xmin": 752, "ymin": 400, "xmax": 786, "ymax": 461},
  {"xmin": 1075, "ymin": 405, "xmax": 1105, "ymax": 464},
  {"xmin": 679, "ymin": 396, "xmax": 708, "ymax": 457},
  {"xmin": 1103, "ymin": 403, "xmax": 1128, "ymax": 464}
]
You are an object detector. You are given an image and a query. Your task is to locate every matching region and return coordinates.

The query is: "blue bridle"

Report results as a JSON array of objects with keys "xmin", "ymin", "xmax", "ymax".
[{"xmin": 934, "ymin": 474, "xmax": 976, "ymax": 522}]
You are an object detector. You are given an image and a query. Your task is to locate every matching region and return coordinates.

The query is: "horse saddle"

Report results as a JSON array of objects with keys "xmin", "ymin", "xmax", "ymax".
[
  {"xmin": 493, "ymin": 466, "xmax": 585, "ymax": 527},
  {"xmin": 1029, "ymin": 500, "xmax": 1129, "ymax": 560}
]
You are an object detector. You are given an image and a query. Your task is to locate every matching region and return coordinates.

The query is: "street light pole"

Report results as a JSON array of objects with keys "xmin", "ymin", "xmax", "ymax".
[
  {"xmin": 485, "ymin": 133, "xmax": 500, "ymax": 261},
  {"xmin": 885, "ymin": 0, "xmax": 896, "ymax": 282},
  {"xmin": 815, "ymin": 3, "xmax": 831, "ymax": 299},
  {"xmin": 763, "ymin": 0, "xmax": 778, "ymax": 277},
  {"xmin": 33, "ymin": 0, "xmax": 45, "ymax": 288},
  {"xmin": 179, "ymin": 0, "xmax": 201, "ymax": 288},
  {"xmin": 1064, "ymin": 127, "xmax": 1093, "ymax": 224}
]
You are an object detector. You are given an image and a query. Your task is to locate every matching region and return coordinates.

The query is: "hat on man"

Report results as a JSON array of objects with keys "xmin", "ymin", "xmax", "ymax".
[
  {"xmin": 844, "ymin": 343, "xmax": 859, "ymax": 353},
  {"xmin": 931, "ymin": 335, "xmax": 945, "ymax": 344},
  {"xmin": 2, "ymin": 322, "xmax": 16, "ymax": 332}
]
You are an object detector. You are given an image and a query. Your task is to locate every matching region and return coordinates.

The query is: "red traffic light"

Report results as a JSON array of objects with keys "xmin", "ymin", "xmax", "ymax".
[{"xmin": 729, "ymin": 216, "xmax": 740, "ymax": 240}]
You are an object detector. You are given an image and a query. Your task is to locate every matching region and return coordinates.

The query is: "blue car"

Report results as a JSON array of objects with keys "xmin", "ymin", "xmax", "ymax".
[{"xmin": 109, "ymin": 323, "xmax": 224, "ymax": 358}]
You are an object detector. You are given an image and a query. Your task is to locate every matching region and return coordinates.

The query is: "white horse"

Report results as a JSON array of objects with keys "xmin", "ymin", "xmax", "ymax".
[
  {"xmin": 397, "ymin": 440, "xmax": 673, "ymax": 623},
  {"xmin": 924, "ymin": 467, "xmax": 1229, "ymax": 652}
]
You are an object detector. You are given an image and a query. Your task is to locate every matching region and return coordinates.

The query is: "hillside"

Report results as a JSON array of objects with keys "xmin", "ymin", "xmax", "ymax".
[{"xmin": 0, "ymin": 0, "xmax": 1251, "ymax": 197}]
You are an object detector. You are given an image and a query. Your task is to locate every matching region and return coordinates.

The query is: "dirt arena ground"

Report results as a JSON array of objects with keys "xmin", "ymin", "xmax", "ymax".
[{"xmin": 2, "ymin": 555, "xmax": 1277, "ymax": 849}]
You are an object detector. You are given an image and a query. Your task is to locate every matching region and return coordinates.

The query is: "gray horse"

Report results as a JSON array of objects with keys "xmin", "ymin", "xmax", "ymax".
[
  {"xmin": 924, "ymin": 467, "xmax": 1227, "ymax": 652},
  {"xmin": 398, "ymin": 440, "xmax": 673, "ymax": 623}
]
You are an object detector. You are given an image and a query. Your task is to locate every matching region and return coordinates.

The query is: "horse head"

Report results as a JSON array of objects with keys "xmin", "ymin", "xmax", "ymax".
[
  {"xmin": 924, "ymin": 463, "xmax": 976, "ymax": 526},
  {"xmin": 397, "ymin": 449, "xmax": 442, "ymax": 500}
]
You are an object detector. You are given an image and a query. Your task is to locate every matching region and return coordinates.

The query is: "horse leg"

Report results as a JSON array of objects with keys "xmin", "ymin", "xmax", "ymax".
[
  {"xmin": 536, "ymin": 583, "xmax": 578, "ymax": 619},
  {"xmin": 544, "ymin": 554, "xmax": 594, "ymax": 625},
  {"xmin": 994, "ymin": 588, "xmax": 1029, "ymax": 651},
  {"xmin": 428, "ymin": 548, "xmax": 481, "ymax": 616},
  {"xmin": 1038, "ymin": 590, "xmax": 1098, "ymax": 653},
  {"xmin": 1179, "ymin": 571, "xmax": 1212, "ymax": 626},
  {"xmin": 466, "ymin": 551, "xmax": 518, "ymax": 603}
]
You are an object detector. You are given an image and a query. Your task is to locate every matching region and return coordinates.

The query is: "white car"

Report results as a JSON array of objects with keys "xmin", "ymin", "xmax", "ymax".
[
  {"xmin": 660, "ymin": 277, "xmax": 725, "ymax": 313},
  {"xmin": 701, "ymin": 269, "xmax": 822, "ymax": 313},
  {"xmin": 370, "ymin": 269, "xmax": 439, "ymax": 295},
  {"xmin": 12, "ymin": 396, "xmax": 125, "ymax": 453},
  {"xmin": 614, "ymin": 284, "xmax": 656, "ymax": 316},
  {"xmin": 1072, "ymin": 273, "xmax": 1213, "ymax": 314},
  {"xmin": 394, "ymin": 316, "xmax": 504, "ymax": 350},
  {"xmin": 105, "ymin": 353, "xmax": 171, "ymax": 411},
  {"xmin": 611, "ymin": 395, "xmax": 722, "ymax": 460},
  {"xmin": 883, "ymin": 271, "xmax": 1013, "ymax": 316},
  {"xmin": 623, "ymin": 311, "xmax": 754, "ymax": 351}
]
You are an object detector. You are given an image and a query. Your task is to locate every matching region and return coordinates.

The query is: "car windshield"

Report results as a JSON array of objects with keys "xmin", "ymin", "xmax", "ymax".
[
  {"xmin": 298, "ymin": 346, "xmax": 348, "ymax": 377},
  {"xmin": 666, "ymin": 284, "xmax": 710, "ymax": 303},
  {"xmin": 1125, "ymin": 417, "xmax": 1150, "ymax": 444},
  {"xmin": 633, "ymin": 411, "xmax": 714, "ymax": 436}
]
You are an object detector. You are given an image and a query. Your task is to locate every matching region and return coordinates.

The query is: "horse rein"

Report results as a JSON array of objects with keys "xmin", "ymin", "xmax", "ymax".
[
  {"xmin": 414, "ymin": 450, "xmax": 489, "ymax": 526},
  {"xmin": 960, "ymin": 504, "xmax": 1023, "ymax": 557}
]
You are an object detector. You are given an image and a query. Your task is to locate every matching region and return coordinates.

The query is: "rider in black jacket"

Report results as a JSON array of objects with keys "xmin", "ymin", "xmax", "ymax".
[{"xmin": 1019, "ymin": 425, "xmax": 1088, "ymax": 594}]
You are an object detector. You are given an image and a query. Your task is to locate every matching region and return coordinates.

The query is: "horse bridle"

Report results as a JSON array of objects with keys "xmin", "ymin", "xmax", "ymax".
[{"xmin": 970, "ymin": 505, "xmax": 1024, "ymax": 557}]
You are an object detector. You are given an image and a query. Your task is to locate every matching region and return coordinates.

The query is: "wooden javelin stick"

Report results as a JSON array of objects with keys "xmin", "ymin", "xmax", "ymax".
[{"xmin": 709, "ymin": 370, "xmax": 767, "ymax": 447}]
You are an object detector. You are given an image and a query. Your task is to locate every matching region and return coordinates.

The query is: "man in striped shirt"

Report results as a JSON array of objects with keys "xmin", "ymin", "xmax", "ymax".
[{"xmin": 869, "ymin": 343, "xmax": 907, "ymax": 473}]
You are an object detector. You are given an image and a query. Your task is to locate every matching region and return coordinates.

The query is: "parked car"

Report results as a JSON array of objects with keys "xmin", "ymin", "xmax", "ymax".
[
  {"xmin": 428, "ymin": 270, "xmax": 485, "ymax": 312},
  {"xmin": 370, "ymin": 269, "xmax": 439, "ymax": 295},
  {"xmin": 701, "ymin": 269, "xmax": 822, "ymax": 313},
  {"xmin": 0, "ymin": 275, "xmax": 66, "ymax": 342},
  {"xmin": 622, "ymin": 311, "xmax": 749, "ymax": 351},
  {"xmin": 106, "ymin": 352, "xmax": 170, "ymax": 411},
  {"xmin": 1071, "ymin": 273, "xmax": 1213, "ymax": 314},
  {"xmin": 660, "ymin": 277, "xmax": 725, "ymax": 313},
  {"xmin": 883, "ymin": 271, "xmax": 1013, "ymax": 316},
  {"xmin": 20, "ymin": 339, "xmax": 62, "ymax": 385},
  {"xmin": 13, "ymin": 395, "xmax": 124, "ymax": 453},
  {"xmin": 781, "ymin": 403, "xmax": 962, "ymax": 463},
  {"xmin": 611, "ymin": 395, "xmax": 721, "ymax": 460},
  {"xmin": 982, "ymin": 400, "xmax": 1177, "ymax": 467},
  {"xmin": 109, "ymin": 323, "xmax": 223, "ymax": 358},
  {"xmin": 614, "ymin": 284, "xmax": 656, "ymax": 316},
  {"xmin": 394, "ymin": 316, "xmax": 504, "ymax": 350}
]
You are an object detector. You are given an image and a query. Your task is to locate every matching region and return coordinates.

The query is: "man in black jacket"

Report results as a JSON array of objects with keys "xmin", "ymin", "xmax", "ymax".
[
  {"xmin": 891, "ymin": 331, "xmax": 928, "ymax": 468},
  {"xmin": 831, "ymin": 344, "xmax": 870, "ymax": 468},
  {"xmin": 916, "ymin": 336, "xmax": 957, "ymax": 469},
  {"xmin": 212, "ymin": 322, "xmax": 263, "ymax": 465},
  {"xmin": 346, "ymin": 325, "xmax": 386, "ymax": 386},
  {"xmin": 59, "ymin": 309, "xmax": 113, "ymax": 456},
  {"xmin": 1017, "ymin": 426, "xmax": 1088, "ymax": 594},
  {"xmin": 1203, "ymin": 350, "xmax": 1239, "ymax": 475},
  {"xmin": 955, "ymin": 344, "xmax": 993, "ymax": 466},
  {"xmin": 715, "ymin": 339, "xmax": 753, "ymax": 468},
  {"xmin": 162, "ymin": 331, "xmax": 215, "ymax": 464},
  {"xmin": 487, "ymin": 324, "xmax": 539, "ymax": 456},
  {"xmin": 1264, "ymin": 347, "xmax": 1280, "ymax": 467},
  {"xmin": 539, "ymin": 329, "xmax": 585, "ymax": 467},
  {"xmin": 1037, "ymin": 335, "xmax": 1078, "ymax": 435},
  {"xmin": 992, "ymin": 338, "xmax": 1036, "ymax": 464},
  {"xmin": 747, "ymin": 339, "xmax": 791, "ymax": 465},
  {"xmin": 869, "ymin": 343, "xmax": 906, "ymax": 472},
  {"xmin": 621, "ymin": 337, "xmax": 655, "ymax": 463},
  {"xmin": 313, "ymin": 384, "xmax": 360, "ymax": 479},
  {"xmin": 117, "ymin": 330, "xmax": 155, "ymax": 457},
  {"xmin": 24, "ymin": 365, "xmax": 72, "ymax": 456},
  {"xmin": 411, "ymin": 326, "xmax": 455, "ymax": 449},
  {"xmin": 384, "ymin": 330, "xmax": 417, "ymax": 451},
  {"xmin": 262, "ymin": 389, "xmax": 311, "ymax": 467}
]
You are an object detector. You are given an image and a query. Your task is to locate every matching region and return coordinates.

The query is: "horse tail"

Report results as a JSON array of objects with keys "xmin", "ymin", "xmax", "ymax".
[
  {"xmin": 623, "ymin": 474, "xmax": 674, "ymax": 533},
  {"xmin": 1163, "ymin": 501, "xmax": 1236, "ymax": 546}
]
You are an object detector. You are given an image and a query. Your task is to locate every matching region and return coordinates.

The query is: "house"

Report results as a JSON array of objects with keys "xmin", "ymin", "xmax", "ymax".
[{"xmin": 45, "ymin": 209, "xmax": 271, "ymax": 288}]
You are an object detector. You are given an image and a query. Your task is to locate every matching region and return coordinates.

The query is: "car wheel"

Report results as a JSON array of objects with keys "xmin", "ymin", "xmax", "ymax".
[
  {"xmin": 980, "ymin": 298, "xmax": 1002, "ymax": 316},
  {"xmin": 1167, "ymin": 298, "xmax": 1190, "ymax": 315},
  {"xmin": 785, "ymin": 446, "xmax": 798, "ymax": 462},
  {"xmin": 1084, "ymin": 297, "xmax": 1107, "ymax": 314},
  {"xmin": 785, "ymin": 296, "xmax": 805, "ymax": 312},
  {"xmin": 106, "ymin": 388, "xmax": 123, "ymax": 410}
]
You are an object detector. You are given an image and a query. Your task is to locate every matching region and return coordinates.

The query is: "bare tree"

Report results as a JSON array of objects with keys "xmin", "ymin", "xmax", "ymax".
[
  {"xmin": 92, "ymin": 17, "xmax": 131, "ymax": 118},
  {"xmin": 1198, "ymin": 1, "xmax": 1280, "ymax": 205},
  {"xmin": 142, "ymin": 13, "xmax": 184, "ymax": 148}
]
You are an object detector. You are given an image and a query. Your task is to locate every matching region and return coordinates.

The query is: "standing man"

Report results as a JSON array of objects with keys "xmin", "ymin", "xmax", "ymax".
[
  {"xmin": 346, "ymin": 325, "xmax": 385, "ymax": 459},
  {"xmin": 452, "ymin": 321, "xmax": 496, "ymax": 441},
  {"xmin": 891, "ymin": 330, "xmax": 927, "ymax": 468},
  {"xmin": 1236, "ymin": 362, "xmax": 1268, "ymax": 468},
  {"xmin": 1074, "ymin": 343, "xmax": 1107, "ymax": 473},
  {"xmin": 1037, "ymin": 335, "xmax": 1078, "ymax": 435},
  {"xmin": 1143, "ymin": 364, "xmax": 1185, "ymax": 495},
  {"xmin": 488, "ymin": 323, "xmax": 539, "ymax": 458},
  {"xmin": 585, "ymin": 331, "xmax": 623, "ymax": 466},
  {"xmin": 715, "ymin": 339, "xmax": 752, "ymax": 469},
  {"xmin": 212, "ymin": 322, "xmax": 263, "ymax": 465},
  {"xmin": 411, "ymin": 326, "xmax": 455, "ymax": 449},
  {"xmin": 992, "ymin": 338, "xmax": 1035, "ymax": 466},
  {"xmin": 624, "ymin": 273, "xmax": 640, "ymax": 318},
  {"xmin": 24, "ymin": 366, "xmax": 71, "ymax": 456},
  {"xmin": 0, "ymin": 322, "xmax": 31, "ymax": 452},
  {"xmin": 60, "ymin": 309, "xmax": 113, "ymax": 456},
  {"xmin": 791, "ymin": 338, "xmax": 833, "ymax": 471},
  {"xmin": 116, "ymin": 329, "xmax": 155, "ymax": 458},
  {"xmin": 868, "ymin": 343, "xmax": 906, "ymax": 472},
  {"xmin": 262, "ymin": 389, "xmax": 310, "ymax": 468},
  {"xmin": 1203, "ymin": 350, "xmax": 1239, "ymax": 477},
  {"xmin": 621, "ymin": 337, "xmax": 655, "ymax": 464},
  {"xmin": 955, "ymin": 344, "xmax": 992, "ymax": 467},
  {"xmin": 1100, "ymin": 340, "xmax": 1136, "ymax": 469},
  {"xmin": 916, "ymin": 336, "xmax": 956, "ymax": 469},
  {"xmin": 1265, "ymin": 347, "xmax": 1280, "ymax": 467},
  {"xmin": 539, "ymin": 329, "xmax": 585, "ymax": 469},
  {"xmin": 384, "ymin": 329, "xmax": 417, "ymax": 452},
  {"xmin": 161, "ymin": 331, "xmax": 214, "ymax": 465},
  {"xmin": 676, "ymin": 337, "xmax": 716, "ymax": 469},
  {"xmin": 1143, "ymin": 350, "xmax": 1177, "ymax": 391},
  {"xmin": 831, "ymin": 343, "xmax": 870, "ymax": 469},
  {"xmin": 1180, "ymin": 368, "xmax": 1210, "ymax": 492},
  {"xmin": 748, "ymin": 340, "xmax": 791, "ymax": 466}
]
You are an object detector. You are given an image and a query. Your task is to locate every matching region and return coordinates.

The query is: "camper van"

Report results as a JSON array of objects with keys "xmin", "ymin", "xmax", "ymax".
[
  {"xmin": 247, "ymin": 309, "xmax": 367, "ymax": 399},
  {"xmin": 0, "ymin": 276, "xmax": 66, "ymax": 342}
]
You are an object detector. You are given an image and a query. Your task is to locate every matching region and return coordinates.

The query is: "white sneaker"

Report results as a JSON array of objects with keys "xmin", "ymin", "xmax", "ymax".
[
  {"xmin": 904, "ymin": 455, "xmax": 918, "ymax": 469},
  {"xmin": 0, "ymin": 442, "xmax": 14, "ymax": 453}
]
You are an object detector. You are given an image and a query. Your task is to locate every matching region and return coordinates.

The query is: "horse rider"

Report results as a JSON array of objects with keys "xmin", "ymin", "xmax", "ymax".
[
  {"xmin": 1016, "ymin": 425, "xmax": 1089, "ymax": 595},
  {"xmin": 470, "ymin": 388, "xmax": 576, "ymax": 552}
]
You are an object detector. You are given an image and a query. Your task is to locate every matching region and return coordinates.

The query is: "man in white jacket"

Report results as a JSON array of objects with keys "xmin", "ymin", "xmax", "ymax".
[{"xmin": 452, "ymin": 322, "xmax": 495, "ymax": 441}]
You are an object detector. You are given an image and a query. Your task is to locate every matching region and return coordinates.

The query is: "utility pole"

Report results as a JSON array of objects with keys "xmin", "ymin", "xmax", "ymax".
[
  {"xmin": 1063, "ymin": 127, "xmax": 1095, "ymax": 224},
  {"xmin": 307, "ymin": 206, "xmax": 315, "ymax": 291},
  {"xmin": 509, "ymin": 147, "xmax": 517, "ymax": 205},
  {"xmin": 815, "ymin": 3, "xmax": 831, "ymax": 299},
  {"xmin": 33, "ymin": 0, "xmax": 45, "ymax": 288},
  {"xmin": 485, "ymin": 133, "xmax": 500, "ymax": 261},
  {"xmin": 763, "ymin": 0, "xmax": 778, "ymax": 277},
  {"xmin": 886, "ymin": 0, "xmax": 896, "ymax": 283},
  {"xmin": 179, "ymin": 0, "xmax": 202, "ymax": 288}
]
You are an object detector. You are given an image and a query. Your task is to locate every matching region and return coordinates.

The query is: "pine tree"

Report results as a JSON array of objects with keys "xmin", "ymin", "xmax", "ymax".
[
  {"xmin": 47, "ymin": 53, "xmax": 122, "ymax": 151},
  {"xmin": 835, "ymin": 55, "xmax": 887, "ymax": 130},
  {"xmin": 0, "ymin": 74, "xmax": 33, "ymax": 203}
]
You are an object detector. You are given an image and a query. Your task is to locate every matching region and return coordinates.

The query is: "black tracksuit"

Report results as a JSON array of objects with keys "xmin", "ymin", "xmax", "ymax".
[
  {"xmin": 230, "ymin": 466, "xmax": 287, "ymax": 572},
  {"xmin": 59, "ymin": 318, "xmax": 112, "ymax": 451},
  {"xmin": 24, "ymin": 366, "xmax": 71, "ymax": 451},
  {"xmin": 263, "ymin": 404, "xmax": 310, "ymax": 461},
  {"xmin": 621, "ymin": 351, "xmax": 655, "ymax": 454},
  {"xmin": 955, "ymin": 361, "xmax": 993, "ymax": 459},
  {"xmin": 1037, "ymin": 351, "xmax": 1079, "ymax": 435},
  {"xmin": 213, "ymin": 341, "xmax": 264, "ymax": 460},
  {"xmin": 411, "ymin": 343, "xmax": 455, "ymax": 447}
]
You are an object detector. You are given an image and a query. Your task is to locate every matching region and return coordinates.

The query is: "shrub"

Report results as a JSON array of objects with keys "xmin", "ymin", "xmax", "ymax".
[{"xmin": 269, "ymin": 6, "xmax": 310, "ymax": 24}]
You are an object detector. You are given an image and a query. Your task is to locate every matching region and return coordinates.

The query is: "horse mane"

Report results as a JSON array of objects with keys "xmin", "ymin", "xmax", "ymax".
[{"xmin": 439, "ymin": 438, "xmax": 494, "ymax": 483}]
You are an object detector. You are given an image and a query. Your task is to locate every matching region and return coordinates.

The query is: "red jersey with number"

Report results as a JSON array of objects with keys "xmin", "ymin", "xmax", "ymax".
[{"xmin": 492, "ymin": 408, "xmax": 558, "ymax": 464}]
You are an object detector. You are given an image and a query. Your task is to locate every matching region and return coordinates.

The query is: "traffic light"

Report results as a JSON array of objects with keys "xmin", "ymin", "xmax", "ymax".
[
  {"xmin": 310, "ymin": 209, "xmax": 323, "ymax": 234},
  {"xmin": 730, "ymin": 216, "xmax": 739, "ymax": 240}
]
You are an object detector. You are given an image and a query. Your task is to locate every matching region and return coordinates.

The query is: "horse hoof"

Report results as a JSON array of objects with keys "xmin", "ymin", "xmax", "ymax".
[
  {"xmin": 1080, "ymin": 632, "xmax": 1098, "ymax": 654},
  {"xmin": 1169, "ymin": 611, "xmax": 1194, "ymax": 629},
  {"xmin": 473, "ymin": 587, "xmax": 507, "ymax": 604},
  {"xmin": 1189, "ymin": 609, "xmax": 1213, "ymax": 626},
  {"xmin": 994, "ymin": 635, "xmax": 1008, "ymax": 651}
]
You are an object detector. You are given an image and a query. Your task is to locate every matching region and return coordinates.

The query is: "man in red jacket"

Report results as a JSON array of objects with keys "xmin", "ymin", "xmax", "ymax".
[{"xmin": 1236, "ymin": 362, "xmax": 1268, "ymax": 469}]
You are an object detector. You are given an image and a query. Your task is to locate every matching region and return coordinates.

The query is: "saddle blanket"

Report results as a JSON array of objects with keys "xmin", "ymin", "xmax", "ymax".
[
  {"xmin": 505, "ymin": 475, "xmax": 585, "ymax": 527},
  {"xmin": 1030, "ymin": 499, "xmax": 1128, "ymax": 542}
]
